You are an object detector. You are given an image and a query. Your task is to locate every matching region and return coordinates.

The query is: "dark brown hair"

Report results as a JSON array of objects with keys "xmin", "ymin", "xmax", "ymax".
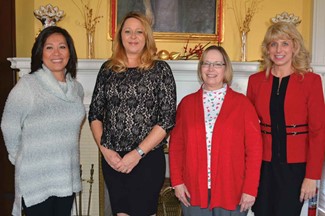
[{"xmin": 30, "ymin": 26, "xmax": 78, "ymax": 78}]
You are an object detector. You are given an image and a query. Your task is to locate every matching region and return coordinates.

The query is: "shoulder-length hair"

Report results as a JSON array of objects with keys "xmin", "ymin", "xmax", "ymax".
[
  {"xmin": 30, "ymin": 26, "xmax": 78, "ymax": 78},
  {"xmin": 261, "ymin": 22, "xmax": 311, "ymax": 76},
  {"xmin": 107, "ymin": 11, "xmax": 157, "ymax": 72},
  {"xmin": 198, "ymin": 45, "xmax": 233, "ymax": 85}
]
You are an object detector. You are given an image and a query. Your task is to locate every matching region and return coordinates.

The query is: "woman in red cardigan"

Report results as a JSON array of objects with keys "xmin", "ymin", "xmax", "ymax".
[
  {"xmin": 247, "ymin": 22, "xmax": 325, "ymax": 216},
  {"xmin": 169, "ymin": 45, "xmax": 262, "ymax": 215}
]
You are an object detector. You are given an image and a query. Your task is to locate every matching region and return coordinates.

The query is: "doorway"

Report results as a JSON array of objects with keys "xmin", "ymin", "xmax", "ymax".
[{"xmin": 0, "ymin": 0, "xmax": 16, "ymax": 215}]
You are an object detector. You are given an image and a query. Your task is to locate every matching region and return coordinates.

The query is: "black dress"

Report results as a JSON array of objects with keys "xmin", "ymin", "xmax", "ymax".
[
  {"xmin": 89, "ymin": 60, "xmax": 177, "ymax": 215},
  {"xmin": 253, "ymin": 75, "xmax": 306, "ymax": 216}
]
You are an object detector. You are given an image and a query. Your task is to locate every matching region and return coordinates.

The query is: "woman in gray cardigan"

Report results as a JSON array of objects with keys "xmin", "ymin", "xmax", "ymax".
[{"xmin": 1, "ymin": 26, "xmax": 85, "ymax": 216}]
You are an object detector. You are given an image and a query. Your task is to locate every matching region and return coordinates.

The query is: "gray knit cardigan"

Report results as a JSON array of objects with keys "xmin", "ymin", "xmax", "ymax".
[{"xmin": 1, "ymin": 65, "xmax": 86, "ymax": 216}]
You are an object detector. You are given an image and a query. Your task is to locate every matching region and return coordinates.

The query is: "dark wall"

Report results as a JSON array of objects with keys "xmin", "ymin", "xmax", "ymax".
[{"xmin": 0, "ymin": 0, "xmax": 16, "ymax": 215}]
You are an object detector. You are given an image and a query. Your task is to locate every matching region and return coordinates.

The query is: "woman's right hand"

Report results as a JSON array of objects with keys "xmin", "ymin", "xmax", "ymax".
[
  {"xmin": 174, "ymin": 184, "xmax": 191, "ymax": 207},
  {"xmin": 100, "ymin": 146, "xmax": 122, "ymax": 171},
  {"xmin": 90, "ymin": 120, "xmax": 123, "ymax": 169}
]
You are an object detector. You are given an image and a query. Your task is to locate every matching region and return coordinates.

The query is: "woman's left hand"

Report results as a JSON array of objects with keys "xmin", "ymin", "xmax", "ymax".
[
  {"xmin": 239, "ymin": 193, "xmax": 255, "ymax": 212},
  {"xmin": 300, "ymin": 178, "xmax": 317, "ymax": 202},
  {"xmin": 116, "ymin": 150, "xmax": 141, "ymax": 174}
]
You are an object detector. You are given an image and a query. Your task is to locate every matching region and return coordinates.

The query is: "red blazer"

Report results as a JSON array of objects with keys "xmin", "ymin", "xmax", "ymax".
[
  {"xmin": 247, "ymin": 71, "xmax": 325, "ymax": 179},
  {"xmin": 169, "ymin": 86, "xmax": 262, "ymax": 210}
]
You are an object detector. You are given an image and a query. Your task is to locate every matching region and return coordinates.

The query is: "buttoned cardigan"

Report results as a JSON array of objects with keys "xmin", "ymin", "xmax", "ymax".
[{"xmin": 169, "ymin": 86, "xmax": 262, "ymax": 210}]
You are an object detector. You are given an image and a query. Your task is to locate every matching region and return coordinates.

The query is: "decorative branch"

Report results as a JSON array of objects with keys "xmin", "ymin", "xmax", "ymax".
[
  {"xmin": 182, "ymin": 40, "xmax": 211, "ymax": 60},
  {"xmin": 229, "ymin": 0, "xmax": 263, "ymax": 33},
  {"xmin": 72, "ymin": 0, "xmax": 103, "ymax": 33}
]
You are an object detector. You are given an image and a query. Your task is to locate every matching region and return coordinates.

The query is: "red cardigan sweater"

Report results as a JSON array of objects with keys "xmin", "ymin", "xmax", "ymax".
[
  {"xmin": 247, "ymin": 71, "xmax": 325, "ymax": 179},
  {"xmin": 169, "ymin": 86, "xmax": 262, "ymax": 210}
]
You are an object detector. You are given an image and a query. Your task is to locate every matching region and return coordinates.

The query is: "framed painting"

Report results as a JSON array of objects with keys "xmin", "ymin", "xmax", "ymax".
[{"xmin": 107, "ymin": 0, "xmax": 224, "ymax": 42}]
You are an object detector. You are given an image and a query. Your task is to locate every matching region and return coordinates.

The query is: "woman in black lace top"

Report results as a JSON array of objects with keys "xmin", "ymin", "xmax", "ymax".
[{"xmin": 88, "ymin": 11, "xmax": 176, "ymax": 216}]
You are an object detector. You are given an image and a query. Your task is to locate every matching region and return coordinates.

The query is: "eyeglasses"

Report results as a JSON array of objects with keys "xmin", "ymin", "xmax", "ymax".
[{"xmin": 201, "ymin": 61, "xmax": 225, "ymax": 69}]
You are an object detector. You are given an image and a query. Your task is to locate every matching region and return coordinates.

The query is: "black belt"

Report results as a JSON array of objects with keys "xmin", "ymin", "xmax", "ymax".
[
  {"xmin": 261, "ymin": 130, "xmax": 308, "ymax": 136},
  {"xmin": 260, "ymin": 123, "xmax": 308, "ymax": 128},
  {"xmin": 260, "ymin": 122, "xmax": 308, "ymax": 136}
]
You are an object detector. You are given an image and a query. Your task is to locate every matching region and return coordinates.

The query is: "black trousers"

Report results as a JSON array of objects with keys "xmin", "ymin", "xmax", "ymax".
[
  {"xmin": 22, "ymin": 194, "xmax": 75, "ymax": 216},
  {"xmin": 252, "ymin": 161, "xmax": 305, "ymax": 216}
]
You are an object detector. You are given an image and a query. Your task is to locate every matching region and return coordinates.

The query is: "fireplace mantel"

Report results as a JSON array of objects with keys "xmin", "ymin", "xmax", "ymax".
[
  {"xmin": 6, "ymin": 58, "xmax": 262, "ymax": 108},
  {"xmin": 8, "ymin": 58, "xmax": 325, "ymax": 107}
]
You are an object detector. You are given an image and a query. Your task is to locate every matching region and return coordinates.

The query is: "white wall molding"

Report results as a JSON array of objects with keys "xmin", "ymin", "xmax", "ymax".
[{"xmin": 312, "ymin": 0, "xmax": 325, "ymax": 64}]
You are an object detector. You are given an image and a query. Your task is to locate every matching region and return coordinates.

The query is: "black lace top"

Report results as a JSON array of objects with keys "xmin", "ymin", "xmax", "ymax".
[{"xmin": 88, "ymin": 60, "xmax": 177, "ymax": 151}]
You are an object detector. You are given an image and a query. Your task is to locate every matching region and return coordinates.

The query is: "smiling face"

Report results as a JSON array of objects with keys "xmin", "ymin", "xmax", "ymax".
[
  {"xmin": 200, "ymin": 49, "xmax": 225, "ymax": 90},
  {"xmin": 121, "ymin": 17, "xmax": 146, "ymax": 59},
  {"xmin": 268, "ymin": 38, "xmax": 295, "ymax": 69},
  {"xmin": 42, "ymin": 33, "xmax": 70, "ymax": 81}
]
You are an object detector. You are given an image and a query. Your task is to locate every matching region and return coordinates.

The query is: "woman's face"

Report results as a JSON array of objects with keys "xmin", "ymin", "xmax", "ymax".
[
  {"xmin": 200, "ymin": 49, "xmax": 225, "ymax": 90},
  {"xmin": 121, "ymin": 17, "xmax": 146, "ymax": 58},
  {"xmin": 42, "ymin": 33, "xmax": 70, "ymax": 79},
  {"xmin": 268, "ymin": 38, "xmax": 295, "ymax": 68}
]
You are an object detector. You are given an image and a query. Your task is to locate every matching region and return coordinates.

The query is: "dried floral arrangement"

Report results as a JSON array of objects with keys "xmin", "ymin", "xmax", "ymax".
[
  {"xmin": 229, "ymin": 0, "xmax": 263, "ymax": 34},
  {"xmin": 181, "ymin": 40, "xmax": 211, "ymax": 60},
  {"xmin": 72, "ymin": 0, "xmax": 103, "ymax": 33}
]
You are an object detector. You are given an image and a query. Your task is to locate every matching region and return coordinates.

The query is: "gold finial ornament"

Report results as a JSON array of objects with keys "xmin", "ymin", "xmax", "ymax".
[
  {"xmin": 157, "ymin": 50, "xmax": 170, "ymax": 60},
  {"xmin": 169, "ymin": 52, "xmax": 181, "ymax": 60},
  {"xmin": 271, "ymin": 12, "xmax": 301, "ymax": 26}
]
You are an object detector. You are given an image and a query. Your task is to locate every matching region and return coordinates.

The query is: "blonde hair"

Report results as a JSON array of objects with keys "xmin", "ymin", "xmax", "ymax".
[
  {"xmin": 261, "ymin": 22, "xmax": 311, "ymax": 76},
  {"xmin": 198, "ymin": 45, "xmax": 233, "ymax": 85},
  {"xmin": 106, "ymin": 11, "xmax": 157, "ymax": 72}
]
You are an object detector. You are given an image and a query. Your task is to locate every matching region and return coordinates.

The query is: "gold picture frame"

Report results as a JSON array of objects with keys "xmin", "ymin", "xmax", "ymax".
[{"xmin": 107, "ymin": 0, "xmax": 224, "ymax": 42}]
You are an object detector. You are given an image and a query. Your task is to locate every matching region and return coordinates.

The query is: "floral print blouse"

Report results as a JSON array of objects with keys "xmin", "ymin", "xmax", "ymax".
[
  {"xmin": 88, "ymin": 60, "xmax": 177, "ymax": 151},
  {"xmin": 203, "ymin": 84, "xmax": 226, "ymax": 188}
]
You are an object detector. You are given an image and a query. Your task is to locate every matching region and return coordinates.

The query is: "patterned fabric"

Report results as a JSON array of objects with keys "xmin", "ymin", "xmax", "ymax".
[
  {"xmin": 203, "ymin": 84, "xmax": 226, "ymax": 188},
  {"xmin": 89, "ymin": 60, "xmax": 177, "ymax": 151}
]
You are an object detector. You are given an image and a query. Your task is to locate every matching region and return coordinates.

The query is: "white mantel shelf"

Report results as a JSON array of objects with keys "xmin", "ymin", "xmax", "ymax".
[
  {"xmin": 7, "ymin": 57, "xmax": 261, "ymax": 76},
  {"xmin": 6, "ymin": 57, "xmax": 325, "ymax": 216},
  {"xmin": 7, "ymin": 58, "xmax": 264, "ymax": 109},
  {"xmin": 7, "ymin": 58, "xmax": 325, "ymax": 107}
]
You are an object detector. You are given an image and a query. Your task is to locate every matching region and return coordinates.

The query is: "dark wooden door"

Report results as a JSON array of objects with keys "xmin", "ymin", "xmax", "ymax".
[{"xmin": 0, "ymin": 0, "xmax": 16, "ymax": 215}]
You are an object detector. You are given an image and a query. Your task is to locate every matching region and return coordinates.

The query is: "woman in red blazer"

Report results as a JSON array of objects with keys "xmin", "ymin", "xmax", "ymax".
[
  {"xmin": 247, "ymin": 22, "xmax": 325, "ymax": 216},
  {"xmin": 169, "ymin": 45, "xmax": 262, "ymax": 215}
]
